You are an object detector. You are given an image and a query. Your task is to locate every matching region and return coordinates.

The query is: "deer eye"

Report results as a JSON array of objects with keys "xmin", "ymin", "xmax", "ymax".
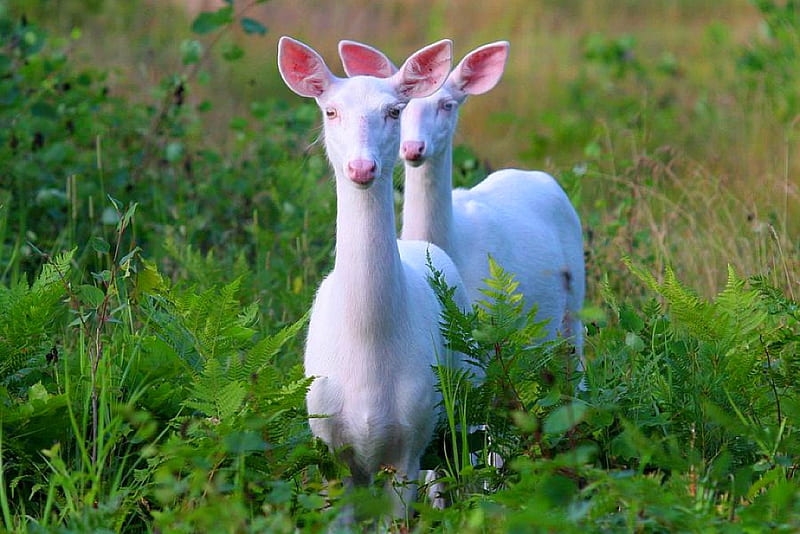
[
  {"xmin": 386, "ymin": 105, "xmax": 402, "ymax": 120},
  {"xmin": 325, "ymin": 107, "xmax": 338, "ymax": 120},
  {"xmin": 440, "ymin": 100, "xmax": 456, "ymax": 111}
]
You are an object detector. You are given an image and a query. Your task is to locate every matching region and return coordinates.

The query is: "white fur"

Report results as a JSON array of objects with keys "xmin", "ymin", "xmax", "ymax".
[
  {"xmin": 278, "ymin": 36, "xmax": 469, "ymax": 516},
  {"xmin": 340, "ymin": 41, "xmax": 586, "ymax": 364}
]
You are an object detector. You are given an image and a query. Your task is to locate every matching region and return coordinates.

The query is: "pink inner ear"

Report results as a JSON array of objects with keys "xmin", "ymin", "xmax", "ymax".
[
  {"xmin": 396, "ymin": 40, "xmax": 452, "ymax": 98},
  {"xmin": 340, "ymin": 42, "xmax": 397, "ymax": 78},
  {"xmin": 278, "ymin": 38, "xmax": 332, "ymax": 98},
  {"xmin": 454, "ymin": 44, "xmax": 509, "ymax": 96}
]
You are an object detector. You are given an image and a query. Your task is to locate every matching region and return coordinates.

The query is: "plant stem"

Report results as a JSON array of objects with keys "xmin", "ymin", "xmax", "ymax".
[{"xmin": 761, "ymin": 334, "xmax": 782, "ymax": 426}]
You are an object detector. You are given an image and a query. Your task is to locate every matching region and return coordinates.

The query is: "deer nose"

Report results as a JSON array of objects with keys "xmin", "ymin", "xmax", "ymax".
[
  {"xmin": 401, "ymin": 141, "xmax": 426, "ymax": 162},
  {"xmin": 346, "ymin": 159, "xmax": 377, "ymax": 185}
]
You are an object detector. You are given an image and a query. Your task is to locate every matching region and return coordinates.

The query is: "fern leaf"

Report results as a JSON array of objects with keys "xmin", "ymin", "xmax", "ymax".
[
  {"xmin": 232, "ymin": 312, "xmax": 308, "ymax": 382},
  {"xmin": 184, "ymin": 358, "xmax": 247, "ymax": 421},
  {"xmin": 32, "ymin": 249, "xmax": 74, "ymax": 292},
  {"xmin": 0, "ymin": 251, "xmax": 73, "ymax": 383}
]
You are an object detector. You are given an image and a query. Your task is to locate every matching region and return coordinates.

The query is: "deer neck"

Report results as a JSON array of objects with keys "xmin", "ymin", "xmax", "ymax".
[
  {"xmin": 332, "ymin": 169, "xmax": 406, "ymax": 332},
  {"xmin": 401, "ymin": 143, "xmax": 455, "ymax": 254}
]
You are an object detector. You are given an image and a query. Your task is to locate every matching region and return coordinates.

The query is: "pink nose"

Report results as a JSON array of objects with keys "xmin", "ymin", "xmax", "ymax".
[
  {"xmin": 346, "ymin": 159, "xmax": 377, "ymax": 185},
  {"xmin": 401, "ymin": 141, "xmax": 425, "ymax": 162}
]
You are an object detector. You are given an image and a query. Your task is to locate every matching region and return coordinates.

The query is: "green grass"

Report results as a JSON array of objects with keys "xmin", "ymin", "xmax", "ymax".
[{"xmin": 1, "ymin": 0, "xmax": 799, "ymax": 531}]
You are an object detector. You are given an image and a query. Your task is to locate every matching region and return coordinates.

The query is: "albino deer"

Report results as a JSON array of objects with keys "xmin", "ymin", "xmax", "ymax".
[
  {"xmin": 339, "ymin": 41, "xmax": 586, "ymax": 369},
  {"xmin": 278, "ymin": 36, "xmax": 470, "ymax": 517}
]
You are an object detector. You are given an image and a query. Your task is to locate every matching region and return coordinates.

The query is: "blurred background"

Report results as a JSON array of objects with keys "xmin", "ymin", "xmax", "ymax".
[
  {"xmin": 3, "ymin": 0, "xmax": 798, "ymax": 302},
  {"xmin": 31, "ymin": 1, "xmax": 775, "ymax": 167}
]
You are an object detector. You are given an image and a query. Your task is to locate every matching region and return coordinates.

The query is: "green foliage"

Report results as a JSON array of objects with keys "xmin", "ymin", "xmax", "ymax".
[
  {"xmin": 0, "ymin": 249, "xmax": 72, "ymax": 388},
  {"xmin": 428, "ymin": 257, "xmax": 582, "ymax": 501},
  {"xmin": 0, "ymin": 237, "xmax": 316, "ymax": 531},
  {"xmin": 1, "ymin": 1, "xmax": 799, "ymax": 531},
  {"xmin": 737, "ymin": 0, "xmax": 800, "ymax": 122},
  {"xmin": 1, "ymin": 4, "xmax": 333, "ymax": 330},
  {"xmin": 140, "ymin": 296, "xmax": 316, "ymax": 533},
  {"xmin": 421, "ymin": 257, "xmax": 800, "ymax": 531},
  {"xmin": 610, "ymin": 259, "xmax": 796, "ymax": 473}
]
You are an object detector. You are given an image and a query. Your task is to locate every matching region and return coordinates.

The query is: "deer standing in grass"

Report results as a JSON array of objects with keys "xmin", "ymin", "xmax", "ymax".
[
  {"xmin": 339, "ymin": 41, "xmax": 586, "ymax": 369},
  {"xmin": 277, "ymin": 36, "xmax": 470, "ymax": 517}
]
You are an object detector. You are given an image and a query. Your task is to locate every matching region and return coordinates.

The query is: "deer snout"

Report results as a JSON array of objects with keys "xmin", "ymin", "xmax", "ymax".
[
  {"xmin": 401, "ymin": 140, "xmax": 426, "ymax": 163},
  {"xmin": 346, "ymin": 158, "xmax": 377, "ymax": 185}
]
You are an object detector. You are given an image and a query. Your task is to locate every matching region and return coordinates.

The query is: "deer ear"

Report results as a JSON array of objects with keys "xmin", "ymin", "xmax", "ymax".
[
  {"xmin": 449, "ymin": 41, "xmax": 509, "ymax": 96},
  {"xmin": 278, "ymin": 36, "xmax": 336, "ymax": 98},
  {"xmin": 393, "ymin": 39, "xmax": 452, "ymax": 99},
  {"xmin": 339, "ymin": 40, "xmax": 398, "ymax": 78}
]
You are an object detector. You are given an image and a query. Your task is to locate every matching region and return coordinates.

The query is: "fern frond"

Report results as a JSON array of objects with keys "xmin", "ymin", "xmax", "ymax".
[
  {"xmin": 656, "ymin": 266, "xmax": 718, "ymax": 343},
  {"xmin": 141, "ymin": 295, "xmax": 201, "ymax": 374},
  {"xmin": 475, "ymin": 257, "xmax": 527, "ymax": 338},
  {"xmin": 178, "ymin": 279, "xmax": 255, "ymax": 360},
  {"xmin": 715, "ymin": 266, "xmax": 767, "ymax": 341},
  {"xmin": 427, "ymin": 261, "xmax": 480, "ymax": 359},
  {"xmin": 32, "ymin": 249, "xmax": 74, "ymax": 292},
  {"xmin": 230, "ymin": 312, "xmax": 308, "ymax": 382},
  {"xmin": 184, "ymin": 358, "xmax": 247, "ymax": 421},
  {"xmin": 146, "ymin": 279, "xmax": 257, "ymax": 372},
  {"xmin": 627, "ymin": 261, "xmax": 765, "ymax": 348},
  {"xmin": 0, "ymin": 251, "xmax": 73, "ymax": 383},
  {"xmin": 252, "ymin": 363, "xmax": 309, "ymax": 406}
]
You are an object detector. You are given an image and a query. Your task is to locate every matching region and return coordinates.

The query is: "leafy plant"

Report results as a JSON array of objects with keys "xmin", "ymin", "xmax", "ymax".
[
  {"xmin": 0, "ymin": 249, "xmax": 72, "ymax": 390},
  {"xmin": 737, "ymin": 0, "xmax": 800, "ymax": 122}
]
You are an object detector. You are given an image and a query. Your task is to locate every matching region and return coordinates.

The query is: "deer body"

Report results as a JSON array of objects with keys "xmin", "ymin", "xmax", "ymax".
[
  {"xmin": 278, "ymin": 36, "xmax": 468, "ymax": 514},
  {"xmin": 404, "ymin": 154, "xmax": 585, "ymax": 348},
  {"xmin": 305, "ymin": 238, "xmax": 464, "ymax": 483}
]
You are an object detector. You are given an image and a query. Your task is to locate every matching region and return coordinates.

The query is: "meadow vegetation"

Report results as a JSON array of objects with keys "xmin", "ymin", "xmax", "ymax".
[{"xmin": 0, "ymin": 0, "xmax": 798, "ymax": 531}]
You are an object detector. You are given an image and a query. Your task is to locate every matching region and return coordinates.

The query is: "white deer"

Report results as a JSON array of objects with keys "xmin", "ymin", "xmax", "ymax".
[
  {"xmin": 339, "ymin": 40, "xmax": 586, "ymax": 369},
  {"xmin": 277, "ymin": 36, "xmax": 470, "ymax": 517}
]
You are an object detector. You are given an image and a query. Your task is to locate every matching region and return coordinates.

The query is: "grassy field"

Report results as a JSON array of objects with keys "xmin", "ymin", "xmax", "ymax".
[{"xmin": 1, "ymin": 0, "xmax": 799, "ymax": 531}]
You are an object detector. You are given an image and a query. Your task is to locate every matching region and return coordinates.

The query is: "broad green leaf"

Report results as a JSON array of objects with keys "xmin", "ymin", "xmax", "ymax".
[
  {"xmin": 180, "ymin": 39, "xmax": 203, "ymax": 65},
  {"xmin": 624, "ymin": 331, "xmax": 645, "ymax": 352},
  {"xmin": 619, "ymin": 303, "xmax": 644, "ymax": 332},
  {"xmin": 191, "ymin": 7, "xmax": 232, "ymax": 34},
  {"xmin": 89, "ymin": 235, "xmax": 110, "ymax": 254},
  {"xmin": 28, "ymin": 382, "xmax": 50, "ymax": 404},
  {"xmin": 224, "ymin": 431, "xmax": 266, "ymax": 454},
  {"xmin": 92, "ymin": 270, "xmax": 112, "ymax": 284},
  {"xmin": 222, "ymin": 43, "xmax": 244, "ymax": 61},
  {"xmin": 76, "ymin": 284, "xmax": 105, "ymax": 308},
  {"xmin": 136, "ymin": 261, "xmax": 166, "ymax": 295},
  {"xmin": 543, "ymin": 401, "xmax": 588, "ymax": 435},
  {"xmin": 241, "ymin": 17, "xmax": 267, "ymax": 36},
  {"xmin": 118, "ymin": 246, "xmax": 142, "ymax": 270},
  {"xmin": 165, "ymin": 141, "xmax": 183, "ymax": 162},
  {"xmin": 121, "ymin": 202, "xmax": 138, "ymax": 229}
]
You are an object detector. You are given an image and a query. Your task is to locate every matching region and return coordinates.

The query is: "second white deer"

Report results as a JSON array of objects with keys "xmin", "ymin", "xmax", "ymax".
[{"xmin": 340, "ymin": 41, "xmax": 586, "ymax": 369}]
